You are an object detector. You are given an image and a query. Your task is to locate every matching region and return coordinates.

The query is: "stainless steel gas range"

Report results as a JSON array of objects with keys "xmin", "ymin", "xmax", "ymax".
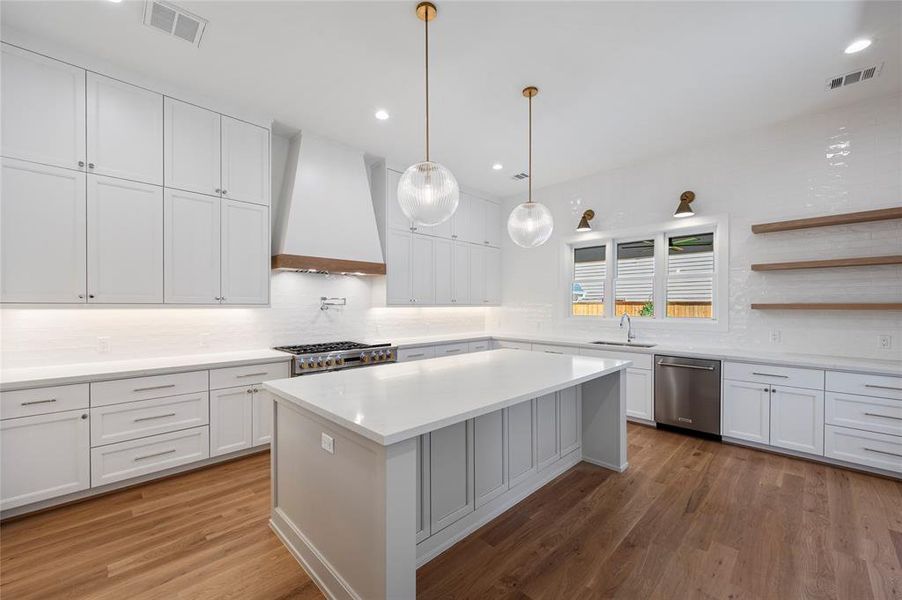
[{"xmin": 273, "ymin": 341, "xmax": 398, "ymax": 376}]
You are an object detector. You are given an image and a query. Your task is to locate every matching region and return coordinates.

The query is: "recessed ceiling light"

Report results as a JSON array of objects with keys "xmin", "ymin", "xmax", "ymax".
[
  {"xmin": 107, "ymin": 0, "xmax": 122, "ymax": 3},
  {"xmin": 492, "ymin": 163, "xmax": 503, "ymax": 171},
  {"xmin": 374, "ymin": 110, "xmax": 390, "ymax": 121},
  {"xmin": 844, "ymin": 39, "xmax": 872, "ymax": 54}
]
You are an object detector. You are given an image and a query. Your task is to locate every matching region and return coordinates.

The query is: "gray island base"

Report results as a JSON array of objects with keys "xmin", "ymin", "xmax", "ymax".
[{"xmin": 264, "ymin": 349, "xmax": 630, "ymax": 599}]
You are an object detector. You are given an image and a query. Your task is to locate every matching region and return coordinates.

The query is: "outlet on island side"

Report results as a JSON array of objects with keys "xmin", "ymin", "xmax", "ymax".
[
  {"xmin": 769, "ymin": 329, "xmax": 782, "ymax": 344},
  {"xmin": 878, "ymin": 335, "xmax": 892, "ymax": 350},
  {"xmin": 321, "ymin": 432, "xmax": 334, "ymax": 454},
  {"xmin": 97, "ymin": 336, "xmax": 111, "ymax": 353}
]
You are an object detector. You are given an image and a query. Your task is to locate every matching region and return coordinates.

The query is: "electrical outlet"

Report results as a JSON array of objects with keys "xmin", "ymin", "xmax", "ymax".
[
  {"xmin": 321, "ymin": 433, "xmax": 334, "ymax": 454},
  {"xmin": 769, "ymin": 329, "xmax": 782, "ymax": 344},
  {"xmin": 97, "ymin": 336, "xmax": 111, "ymax": 353},
  {"xmin": 878, "ymin": 335, "xmax": 892, "ymax": 350}
]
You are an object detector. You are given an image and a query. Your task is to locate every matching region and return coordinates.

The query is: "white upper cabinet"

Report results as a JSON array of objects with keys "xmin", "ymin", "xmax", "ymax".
[
  {"xmin": 221, "ymin": 116, "xmax": 270, "ymax": 206},
  {"xmin": 385, "ymin": 169, "xmax": 412, "ymax": 231},
  {"xmin": 485, "ymin": 247, "xmax": 501, "ymax": 305},
  {"xmin": 1, "ymin": 159, "xmax": 87, "ymax": 303},
  {"xmin": 164, "ymin": 98, "xmax": 221, "ymax": 197},
  {"xmin": 411, "ymin": 235, "xmax": 436, "ymax": 305},
  {"xmin": 485, "ymin": 201, "xmax": 502, "ymax": 247},
  {"xmin": 385, "ymin": 229, "xmax": 413, "ymax": 305},
  {"xmin": 434, "ymin": 238, "xmax": 453, "ymax": 305},
  {"xmin": 87, "ymin": 176, "xmax": 163, "ymax": 303},
  {"xmin": 468, "ymin": 195, "xmax": 487, "ymax": 246},
  {"xmin": 451, "ymin": 241, "xmax": 470, "ymax": 305},
  {"xmin": 220, "ymin": 199, "xmax": 269, "ymax": 305},
  {"xmin": 164, "ymin": 189, "xmax": 221, "ymax": 304},
  {"xmin": 1, "ymin": 44, "xmax": 86, "ymax": 171},
  {"xmin": 469, "ymin": 245, "xmax": 486, "ymax": 305},
  {"xmin": 86, "ymin": 73, "xmax": 163, "ymax": 185},
  {"xmin": 451, "ymin": 193, "xmax": 472, "ymax": 242}
]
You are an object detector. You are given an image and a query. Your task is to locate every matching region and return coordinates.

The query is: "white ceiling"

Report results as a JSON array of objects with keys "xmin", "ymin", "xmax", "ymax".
[{"xmin": 2, "ymin": 1, "xmax": 899, "ymax": 197}]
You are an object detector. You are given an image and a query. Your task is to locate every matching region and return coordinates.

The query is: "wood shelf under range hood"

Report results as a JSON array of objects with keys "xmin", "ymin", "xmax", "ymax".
[
  {"xmin": 751, "ymin": 303, "xmax": 902, "ymax": 311},
  {"xmin": 751, "ymin": 255, "xmax": 902, "ymax": 271},
  {"xmin": 751, "ymin": 206, "xmax": 902, "ymax": 234}
]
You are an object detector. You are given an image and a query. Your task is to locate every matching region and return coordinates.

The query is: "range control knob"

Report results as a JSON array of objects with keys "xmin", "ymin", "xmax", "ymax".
[
  {"xmin": 362, "ymin": 354, "xmax": 370, "ymax": 364},
  {"xmin": 337, "ymin": 357, "xmax": 345, "ymax": 365},
  {"xmin": 325, "ymin": 358, "xmax": 334, "ymax": 367},
  {"xmin": 298, "ymin": 361, "xmax": 307, "ymax": 370}
]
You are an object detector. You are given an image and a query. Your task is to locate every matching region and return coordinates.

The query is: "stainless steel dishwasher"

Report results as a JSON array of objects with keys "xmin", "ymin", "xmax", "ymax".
[{"xmin": 654, "ymin": 355, "xmax": 721, "ymax": 435}]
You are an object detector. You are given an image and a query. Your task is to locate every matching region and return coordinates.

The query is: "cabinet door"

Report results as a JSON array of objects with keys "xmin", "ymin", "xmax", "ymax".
[
  {"xmin": 507, "ymin": 400, "xmax": 535, "ymax": 488},
  {"xmin": 485, "ymin": 200, "xmax": 502, "ymax": 247},
  {"xmin": 87, "ymin": 176, "xmax": 163, "ymax": 303},
  {"xmin": 485, "ymin": 247, "xmax": 501, "ymax": 305},
  {"xmin": 416, "ymin": 434, "xmax": 431, "ymax": 543},
  {"xmin": 1, "ymin": 159, "xmax": 87, "ymax": 303},
  {"xmin": 450, "ymin": 193, "xmax": 470, "ymax": 242},
  {"xmin": 474, "ymin": 409, "xmax": 507, "ymax": 508},
  {"xmin": 385, "ymin": 168, "xmax": 412, "ymax": 231},
  {"xmin": 625, "ymin": 368, "xmax": 653, "ymax": 421},
  {"xmin": 385, "ymin": 229, "xmax": 412, "ymax": 305},
  {"xmin": 221, "ymin": 116, "xmax": 269, "ymax": 206},
  {"xmin": 434, "ymin": 238, "xmax": 453, "ymax": 305},
  {"xmin": 164, "ymin": 97, "xmax": 221, "ymax": 197},
  {"xmin": 468, "ymin": 196, "xmax": 487, "ymax": 246},
  {"xmin": 536, "ymin": 393, "xmax": 559, "ymax": 471},
  {"xmin": 252, "ymin": 389, "xmax": 274, "ymax": 446},
  {"xmin": 429, "ymin": 420, "xmax": 474, "ymax": 533},
  {"xmin": 559, "ymin": 387, "xmax": 580, "ymax": 455},
  {"xmin": 164, "ymin": 189, "xmax": 221, "ymax": 304},
  {"xmin": 770, "ymin": 386, "xmax": 824, "ymax": 455},
  {"xmin": 1, "ymin": 44, "xmax": 86, "ymax": 171},
  {"xmin": 1, "ymin": 409, "xmax": 90, "ymax": 510},
  {"xmin": 86, "ymin": 72, "xmax": 163, "ymax": 185},
  {"xmin": 411, "ymin": 235, "xmax": 435, "ymax": 305},
  {"xmin": 221, "ymin": 199, "xmax": 269, "ymax": 305},
  {"xmin": 210, "ymin": 387, "xmax": 253, "ymax": 456},
  {"xmin": 451, "ymin": 241, "xmax": 470, "ymax": 305},
  {"xmin": 469, "ymin": 245, "xmax": 486, "ymax": 306},
  {"xmin": 722, "ymin": 380, "xmax": 770, "ymax": 444}
]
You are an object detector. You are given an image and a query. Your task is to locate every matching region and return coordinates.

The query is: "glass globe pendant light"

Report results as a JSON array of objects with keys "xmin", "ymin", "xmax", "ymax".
[
  {"xmin": 397, "ymin": 2, "xmax": 459, "ymax": 227},
  {"xmin": 507, "ymin": 86, "xmax": 554, "ymax": 248}
]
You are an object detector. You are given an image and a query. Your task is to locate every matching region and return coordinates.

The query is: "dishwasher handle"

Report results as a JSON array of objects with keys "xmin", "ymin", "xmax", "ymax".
[{"xmin": 656, "ymin": 361, "xmax": 715, "ymax": 371}]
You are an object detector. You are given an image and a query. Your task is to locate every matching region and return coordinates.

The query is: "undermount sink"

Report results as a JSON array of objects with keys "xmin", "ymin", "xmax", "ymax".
[{"xmin": 590, "ymin": 341, "xmax": 657, "ymax": 348}]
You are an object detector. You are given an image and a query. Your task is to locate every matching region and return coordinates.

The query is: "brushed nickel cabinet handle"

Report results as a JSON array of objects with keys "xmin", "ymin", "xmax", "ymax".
[
  {"xmin": 751, "ymin": 372, "xmax": 789, "ymax": 378},
  {"xmin": 406, "ymin": 353, "xmax": 425, "ymax": 358},
  {"xmin": 133, "ymin": 384, "xmax": 176, "ymax": 392},
  {"xmin": 21, "ymin": 398, "xmax": 56, "ymax": 406},
  {"xmin": 134, "ymin": 412, "xmax": 176, "ymax": 422},
  {"xmin": 133, "ymin": 449, "xmax": 176, "ymax": 462},
  {"xmin": 864, "ymin": 412, "xmax": 902, "ymax": 421},
  {"xmin": 865, "ymin": 384, "xmax": 902, "ymax": 392},
  {"xmin": 863, "ymin": 447, "xmax": 902, "ymax": 458},
  {"xmin": 236, "ymin": 372, "xmax": 268, "ymax": 379}
]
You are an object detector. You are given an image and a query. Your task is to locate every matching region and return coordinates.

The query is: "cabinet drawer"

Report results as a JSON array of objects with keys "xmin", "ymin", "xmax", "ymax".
[
  {"xmin": 91, "ymin": 426, "xmax": 209, "ymax": 487},
  {"xmin": 580, "ymin": 348, "xmax": 652, "ymax": 370},
  {"xmin": 91, "ymin": 392, "xmax": 209, "ymax": 447},
  {"xmin": 434, "ymin": 343, "xmax": 469, "ymax": 357},
  {"xmin": 826, "ymin": 393, "xmax": 902, "ymax": 437},
  {"xmin": 209, "ymin": 361, "xmax": 290, "ymax": 390},
  {"xmin": 723, "ymin": 362, "xmax": 823, "ymax": 390},
  {"xmin": 826, "ymin": 371, "xmax": 902, "ymax": 401},
  {"xmin": 91, "ymin": 371, "xmax": 207, "ymax": 407},
  {"xmin": 1, "ymin": 383, "xmax": 89, "ymax": 419},
  {"xmin": 468, "ymin": 340, "xmax": 490, "ymax": 353},
  {"xmin": 491, "ymin": 340, "xmax": 531, "ymax": 351},
  {"xmin": 824, "ymin": 425, "xmax": 902, "ymax": 473},
  {"xmin": 398, "ymin": 346, "xmax": 436, "ymax": 362},
  {"xmin": 531, "ymin": 343, "xmax": 578, "ymax": 356}
]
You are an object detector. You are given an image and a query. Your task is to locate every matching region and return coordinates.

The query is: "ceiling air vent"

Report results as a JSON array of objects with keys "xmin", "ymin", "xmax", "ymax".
[
  {"xmin": 511, "ymin": 172, "xmax": 529, "ymax": 180},
  {"xmin": 826, "ymin": 63, "xmax": 883, "ymax": 91},
  {"xmin": 143, "ymin": 1, "xmax": 207, "ymax": 47}
]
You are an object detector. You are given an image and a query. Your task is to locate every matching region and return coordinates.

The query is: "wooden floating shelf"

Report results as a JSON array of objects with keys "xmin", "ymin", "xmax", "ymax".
[
  {"xmin": 751, "ymin": 206, "xmax": 902, "ymax": 234},
  {"xmin": 751, "ymin": 255, "xmax": 902, "ymax": 271},
  {"xmin": 751, "ymin": 303, "xmax": 902, "ymax": 311}
]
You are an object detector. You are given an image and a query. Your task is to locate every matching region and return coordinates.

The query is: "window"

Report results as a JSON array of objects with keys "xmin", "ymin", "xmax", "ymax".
[
  {"xmin": 666, "ymin": 232, "xmax": 714, "ymax": 319},
  {"xmin": 572, "ymin": 245, "xmax": 605, "ymax": 316},
  {"xmin": 614, "ymin": 239, "xmax": 655, "ymax": 317}
]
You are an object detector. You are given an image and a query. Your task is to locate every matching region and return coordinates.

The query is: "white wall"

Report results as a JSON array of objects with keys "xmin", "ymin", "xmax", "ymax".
[{"xmin": 491, "ymin": 92, "xmax": 902, "ymax": 361}]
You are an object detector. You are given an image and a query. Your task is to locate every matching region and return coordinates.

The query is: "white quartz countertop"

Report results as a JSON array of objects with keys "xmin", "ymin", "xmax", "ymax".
[
  {"xmin": 265, "ymin": 349, "xmax": 630, "ymax": 446},
  {"xmin": 0, "ymin": 349, "xmax": 292, "ymax": 391}
]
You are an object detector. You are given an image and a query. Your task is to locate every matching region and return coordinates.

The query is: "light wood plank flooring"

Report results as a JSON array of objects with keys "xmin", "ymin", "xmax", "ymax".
[{"xmin": 2, "ymin": 424, "xmax": 899, "ymax": 599}]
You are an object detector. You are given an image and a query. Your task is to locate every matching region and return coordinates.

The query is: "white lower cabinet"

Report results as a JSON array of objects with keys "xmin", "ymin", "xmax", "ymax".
[
  {"xmin": 474, "ymin": 409, "xmax": 507, "ymax": 508},
  {"xmin": 91, "ymin": 426, "xmax": 209, "ymax": 487},
  {"xmin": 429, "ymin": 420, "xmax": 474, "ymax": 533},
  {"xmin": 210, "ymin": 387, "xmax": 254, "ymax": 456},
  {"xmin": 535, "ymin": 392, "xmax": 559, "ymax": 471},
  {"xmin": 252, "ymin": 389, "xmax": 274, "ymax": 446},
  {"xmin": 769, "ymin": 386, "xmax": 824, "ymax": 455},
  {"xmin": 1, "ymin": 409, "xmax": 90, "ymax": 510},
  {"xmin": 90, "ymin": 391, "xmax": 208, "ymax": 447},
  {"xmin": 398, "ymin": 346, "xmax": 436, "ymax": 362},
  {"xmin": 434, "ymin": 342, "xmax": 468, "ymax": 357},
  {"xmin": 506, "ymin": 400, "xmax": 535, "ymax": 488},
  {"xmin": 559, "ymin": 387, "xmax": 580, "ymax": 455},
  {"xmin": 722, "ymin": 379, "xmax": 771, "ymax": 444},
  {"xmin": 625, "ymin": 368, "xmax": 653, "ymax": 422},
  {"xmin": 825, "ymin": 425, "xmax": 902, "ymax": 473}
]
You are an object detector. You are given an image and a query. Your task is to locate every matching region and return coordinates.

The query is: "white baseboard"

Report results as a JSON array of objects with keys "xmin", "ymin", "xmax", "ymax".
[{"xmin": 581, "ymin": 455, "xmax": 628, "ymax": 473}]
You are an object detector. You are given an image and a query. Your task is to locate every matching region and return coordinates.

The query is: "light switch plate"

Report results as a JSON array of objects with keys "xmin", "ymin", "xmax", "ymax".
[
  {"xmin": 321, "ymin": 433, "xmax": 334, "ymax": 454},
  {"xmin": 97, "ymin": 336, "xmax": 111, "ymax": 353}
]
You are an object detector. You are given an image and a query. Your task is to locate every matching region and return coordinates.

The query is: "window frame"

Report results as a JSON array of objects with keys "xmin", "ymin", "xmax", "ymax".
[{"xmin": 562, "ymin": 215, "xmax": 728, "ymax": 330}]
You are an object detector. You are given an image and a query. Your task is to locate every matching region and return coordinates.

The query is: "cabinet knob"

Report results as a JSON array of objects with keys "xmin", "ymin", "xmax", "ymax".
[
  {"xmin": 451, "ymin": 234, "xmax": 458, "ymax": 239},
  {"xmin": 78, "ymin": 294, "xmax": 85, "ymax": 299},
  {"xmin": 88, "ymin": 294, "xmax": 95, "ymax": 299},
  {"xmin": 247, "ymin": 388, "xmax": 253, "ymax": 394},
  {"xmin": 88, "ymin": 163, "xmax": 95, "ymax": 169},
  {"xmin": 78, "ymin": 160, "xmax": 85, "ymax": 167},
  {"xmin": 81, "ymin": 413, "xmax": 88, "ymax": 420},
  {"xmin": 253, "ymin": 388, "xmax": 259, "ymax": 393},
  {"xmin": 220, "ymin": 297, "xmax": 225, "ymax": 302},
  {"xmin": 222, "ymin": 190, "xmax": 228, "ymax": 195},
  {"xmin": 215, "ymin": 188, "xmax": 222, "ymax": 194}
]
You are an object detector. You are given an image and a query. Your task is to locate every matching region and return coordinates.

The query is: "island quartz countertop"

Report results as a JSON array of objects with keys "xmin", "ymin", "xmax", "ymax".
[{"xmin": 264, "ymin": 349, "xmax": 631, "ymax": 445}]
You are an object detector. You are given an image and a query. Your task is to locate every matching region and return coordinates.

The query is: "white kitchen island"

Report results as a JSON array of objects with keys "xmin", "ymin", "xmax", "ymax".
[{"xmin": 264, "ymin": 349, "xmax": 630, "ymax": 600}]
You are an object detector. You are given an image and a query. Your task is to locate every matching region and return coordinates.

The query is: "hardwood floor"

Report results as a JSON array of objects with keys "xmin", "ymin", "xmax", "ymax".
[{"xmin": 2, "ymin": 424, "xmax": 899, "ymax": 599}]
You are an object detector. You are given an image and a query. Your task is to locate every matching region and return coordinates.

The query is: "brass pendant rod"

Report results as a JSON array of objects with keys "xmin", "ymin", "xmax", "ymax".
[
  {"xmin": 527, "ymin": 92, "xmax": 532, "ymax": 204},
  {"xmin": 424, "ymin": 12, "xmax": 430, "ymax": 162}
]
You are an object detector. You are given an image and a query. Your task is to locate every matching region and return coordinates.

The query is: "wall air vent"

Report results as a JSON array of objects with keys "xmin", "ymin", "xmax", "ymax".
[
  {"xmin": 826, "ymin": 63, "xmax": 883, "ymax": 91},
  {"xmin": 511, "ymin": 172, "xmax": 529, "ymax": 180},
  {"xmin": 143, "ymin": 1, "xmax": 207, "ymax": 47}
]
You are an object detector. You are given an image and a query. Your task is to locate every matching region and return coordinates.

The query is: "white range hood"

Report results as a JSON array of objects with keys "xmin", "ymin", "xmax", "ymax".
[{"xmin": 272, "ymin": 133, "xmax": 385, "ymax": 275}]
